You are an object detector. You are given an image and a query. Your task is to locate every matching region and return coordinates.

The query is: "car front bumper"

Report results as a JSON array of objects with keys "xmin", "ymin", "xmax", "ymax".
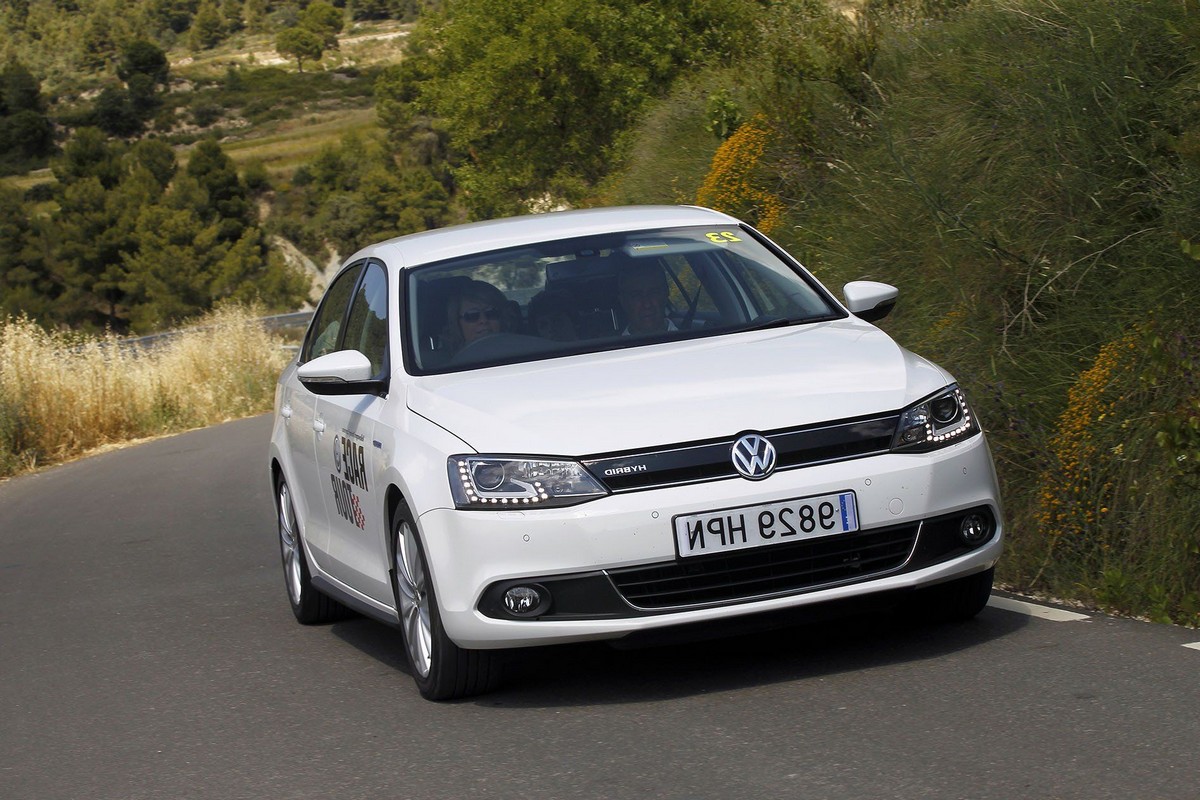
[{"xmin": 418, "ymin": 435, "xmax": 1002, "ymax": 649}]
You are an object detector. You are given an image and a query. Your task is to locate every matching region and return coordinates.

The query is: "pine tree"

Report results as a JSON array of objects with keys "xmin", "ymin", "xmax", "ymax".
[
  {"xmin": 185, "ymin": 138, "xmax": 251, "ymax": 240},
  {"xmin": 0, "ymin": 186, "xmax": 55, "ymax": 322},
  {"xmin": 189, "ymin": 0, "xmax": 226, "ymax": 50}
]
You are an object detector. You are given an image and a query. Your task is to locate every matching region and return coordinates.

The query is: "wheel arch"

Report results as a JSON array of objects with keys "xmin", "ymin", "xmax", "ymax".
[{"xmin": 383, "ymin": 482, "xmax": 408, "ymax": 609}]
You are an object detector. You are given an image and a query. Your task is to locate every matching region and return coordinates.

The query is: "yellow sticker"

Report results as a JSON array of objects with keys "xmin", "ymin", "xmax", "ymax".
[{"xmin": 705, "ymin": 231, "xmax": 743, "ymax": 243}]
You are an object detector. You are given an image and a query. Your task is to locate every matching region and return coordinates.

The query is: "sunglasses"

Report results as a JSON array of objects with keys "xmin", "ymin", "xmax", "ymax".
[{"xmin": 460, "ymin": 307, "xmax": 500, "ymax": 323}]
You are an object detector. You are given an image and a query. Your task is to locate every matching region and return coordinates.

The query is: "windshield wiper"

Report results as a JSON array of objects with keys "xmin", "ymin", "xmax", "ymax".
[{"xmin": 741, "ymin": 316, "xmax": 804, "ymax": 332}]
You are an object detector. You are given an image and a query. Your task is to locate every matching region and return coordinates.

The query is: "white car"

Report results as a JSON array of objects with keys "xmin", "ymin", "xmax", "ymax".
[{"xmin": 269, "ymin": 205, "xmax": 1003, "ymax": 700}]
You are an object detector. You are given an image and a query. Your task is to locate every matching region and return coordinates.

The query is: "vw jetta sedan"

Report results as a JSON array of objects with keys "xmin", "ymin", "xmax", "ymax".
[{"xmin": 269, "ymin": 205, "xmax": 1002, "ymax": 700}]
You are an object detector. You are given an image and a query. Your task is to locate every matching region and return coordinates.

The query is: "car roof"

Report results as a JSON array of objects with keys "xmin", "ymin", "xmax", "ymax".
[{"xmin": 347, "ymin": 205, "xmax": 742, "ymax": 270}]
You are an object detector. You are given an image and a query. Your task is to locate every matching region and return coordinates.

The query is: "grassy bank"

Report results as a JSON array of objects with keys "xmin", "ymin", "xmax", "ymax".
[{"xmin": 0, "ymin": 305, "xmax": 292, "ymax": 477}]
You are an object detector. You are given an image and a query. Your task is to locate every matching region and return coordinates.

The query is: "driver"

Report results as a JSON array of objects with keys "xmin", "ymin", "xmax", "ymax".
[
  {"xmin": 617, "ymin": 262, "xmax": 677, "ymax": 336},
  {"xmin": 444, "ymin": 279, "xmax": 512, "ymax": 352}
]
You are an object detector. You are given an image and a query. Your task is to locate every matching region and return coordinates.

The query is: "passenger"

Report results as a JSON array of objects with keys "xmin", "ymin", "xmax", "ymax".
[
  {"xmin": 616, "ymin": 263, "xmax": 677, "ymax": 336},
  {"xmin": 528, "ymin": 288, "xmax": 578, "ymax": 342},
  {"xmin": 443, "ymin": 279, "xmax": 512, "ymax": 352}
]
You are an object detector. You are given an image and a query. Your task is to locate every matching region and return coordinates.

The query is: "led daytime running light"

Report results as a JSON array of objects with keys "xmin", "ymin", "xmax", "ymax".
[
  {"xmin": 456, "ymin": 460, "xmax": 549, "ymax": 505},
  {"xmin": 448, "ymin": 456, "xmax": 607, "ymax": 510},
  {"xmin": 893, "ymin": 386, "xmax": 980, "ymax": 452}
]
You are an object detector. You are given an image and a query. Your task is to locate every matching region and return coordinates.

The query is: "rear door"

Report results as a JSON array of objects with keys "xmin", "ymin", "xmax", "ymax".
[
  {"xmin": 313, "ymin": 259, "xmax": 393, "ymax": 605},
  {"xmin": 284, "ymin": 263, "xmax": 362, "ymax": 565}
]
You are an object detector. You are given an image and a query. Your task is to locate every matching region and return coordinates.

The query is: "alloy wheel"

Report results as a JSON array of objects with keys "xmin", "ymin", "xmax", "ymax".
[
  {"xmin": 395, "ymin": 521, "xmax": 433, "ymax": 678},
  {"xmin": 278, "ymin": 481, "xmax": 302, "ymax": 605}
]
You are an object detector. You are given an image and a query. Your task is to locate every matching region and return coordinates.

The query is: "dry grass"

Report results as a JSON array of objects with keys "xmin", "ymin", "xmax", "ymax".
[
  {"xmin": 171, "ymin": 20, "xmax": 410, "ymax": 78},
  {"xmin": 0, "ymin": 305, "xmax": 292, "ymax": 477}
]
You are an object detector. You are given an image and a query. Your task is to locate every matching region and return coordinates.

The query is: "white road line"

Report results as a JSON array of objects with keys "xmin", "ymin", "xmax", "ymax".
[
  {"xmin": 987, "ymin": 595, "xmax": 1090, "ymax": 622},
  {"xmin": 1183, "ymin": 642, "xmax": 1200, "ymax": 652}
]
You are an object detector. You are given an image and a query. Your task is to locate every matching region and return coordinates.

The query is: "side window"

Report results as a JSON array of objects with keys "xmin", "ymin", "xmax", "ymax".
[
  {"xmin": 342, "ymin": 261, "xmax": 389, "ymax": 378},
  {"xmin": 303, "ymin": 264, "xmax": 362, "ymax": 362}
]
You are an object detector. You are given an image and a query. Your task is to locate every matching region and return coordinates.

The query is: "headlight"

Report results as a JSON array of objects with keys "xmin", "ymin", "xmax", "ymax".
[
  {"xmin": 892, "ymin": 385, "xmax": 980, "ymax": 452},
  {"xmin": 448, "ymin": 456, "xmax": 608, "ymax": 510}
]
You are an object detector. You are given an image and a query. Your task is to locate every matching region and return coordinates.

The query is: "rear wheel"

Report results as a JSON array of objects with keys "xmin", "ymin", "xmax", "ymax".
[
  {"xmin": 911, "ymin": 567, "xmax": 995, "ymax": 623},
  {"xmin": 276, "ymin": 473, "xmax": 349, "ymax": 624},
  {"xmin": 392, "ymin": 504, "xmax": 502, "ymax": 700}
]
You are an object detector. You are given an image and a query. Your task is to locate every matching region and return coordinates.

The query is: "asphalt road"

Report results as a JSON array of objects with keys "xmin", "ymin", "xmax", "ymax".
[{"xmin": 2, "ymin": 415, "xmax": 1198, "ymax": 800}]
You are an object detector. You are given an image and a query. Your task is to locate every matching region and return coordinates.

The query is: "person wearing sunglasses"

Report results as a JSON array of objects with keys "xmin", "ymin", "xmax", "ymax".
[
  {"xmin": 444, "ymin": 279, "xmax": 512, "ymax": 353},
  {"xmin": 617, "ymin": 262, "xmax": 677, "ymax": 337}
]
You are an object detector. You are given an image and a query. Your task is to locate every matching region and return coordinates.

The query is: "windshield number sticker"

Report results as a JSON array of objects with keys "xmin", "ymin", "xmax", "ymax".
[{"xmin": 705, "ymin": 231, "xmax": 742, "ymax": 244}]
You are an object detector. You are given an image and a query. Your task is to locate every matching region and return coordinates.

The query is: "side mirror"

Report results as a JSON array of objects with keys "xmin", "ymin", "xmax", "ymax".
[
  {"xmin": 298, "ymin": 350, "xmax": 383, "ymax": 395},
  {"xmin": 843, "ymin": 281, "xmax": 899, "ymax": 323}
]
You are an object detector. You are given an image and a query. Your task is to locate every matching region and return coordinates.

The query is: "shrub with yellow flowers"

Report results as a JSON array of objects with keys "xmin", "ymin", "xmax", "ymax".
[
  {"xmin": 695, "ymin": 114, "xmax": 786, "ymax": 235},
  {"xmin": 1036, "ymin": 332, "xmax": 1139, "ymax": 546}
]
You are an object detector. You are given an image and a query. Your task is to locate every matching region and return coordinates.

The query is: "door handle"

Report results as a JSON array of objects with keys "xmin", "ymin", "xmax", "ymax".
[
  {"xmin": 313, "ymin": 417, "xmax": 326, "ymax": 433},
  {"xmin": 281, "ymin": 405, "xmax": 292, "ymax": 419}
]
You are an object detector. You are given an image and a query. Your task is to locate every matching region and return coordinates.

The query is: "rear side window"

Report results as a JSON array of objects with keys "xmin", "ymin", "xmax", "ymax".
[
  {"xmin": 342, "ymin": 261, "xmax": 389, "ymax": 378},
  {"xmin": 303, "ymin": 264, "xmax": 362, "ymax": 362}
]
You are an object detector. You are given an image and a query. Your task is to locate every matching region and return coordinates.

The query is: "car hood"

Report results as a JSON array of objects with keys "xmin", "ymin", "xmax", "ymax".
[{"xmin": 405, "ymin": 320, "xmax": 953, "ymax": 456}]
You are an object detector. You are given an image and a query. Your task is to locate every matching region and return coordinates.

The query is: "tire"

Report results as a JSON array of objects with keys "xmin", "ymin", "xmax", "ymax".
[
  {"xmin": 911, "ymin": 567, "xmax": 995, "ymax": 623},
  {"xmin": 392, "ymin": 504, "xmax": 502, "ymax": 700},
  {"xmin": 276, "ymin": 472, "xmax": 350, "ymax": 624}
]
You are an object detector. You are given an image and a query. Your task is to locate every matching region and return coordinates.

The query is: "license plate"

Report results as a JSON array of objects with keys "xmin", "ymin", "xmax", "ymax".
[{"xmin": 673, "ymin": 491, "xmax": 859, "ymax": 559}]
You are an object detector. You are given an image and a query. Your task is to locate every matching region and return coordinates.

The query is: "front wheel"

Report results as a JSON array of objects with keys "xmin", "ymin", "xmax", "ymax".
[
  {"xmin": 392, "ymin": 505, "xmax": 502, "ymax": 700},
  {"xmin": 910, "ymin": 567, "xmax": 995, "ymax": 623}
]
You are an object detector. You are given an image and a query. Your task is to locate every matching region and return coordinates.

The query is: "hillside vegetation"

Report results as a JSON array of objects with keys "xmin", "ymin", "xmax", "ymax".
[
  {"xmin": 0, "ymin": 0, "xmax": 1196, "ymax": 623},
  {"xmin": 675, "ymin": 0, "xmax": 1200, "ymax": 623}
]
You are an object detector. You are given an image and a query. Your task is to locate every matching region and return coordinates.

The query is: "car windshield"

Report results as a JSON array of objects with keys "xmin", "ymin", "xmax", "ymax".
[{"xmin": 405, "ymin": 225, "xmax": 842, "ymax": 373}]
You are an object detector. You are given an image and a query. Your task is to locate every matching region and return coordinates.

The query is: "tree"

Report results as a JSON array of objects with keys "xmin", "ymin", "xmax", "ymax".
[
  {"xmin": 0, "ymin": 110, "xmax": 55, "ymax": 166},
  {"xmin": 92, "ymin": 86, "xmax": 143, "ymax": 138},
  {"xmin": 80, "ymin": 10, "xmax": 120, "ymax": 71},
  {"xmin": 274, "ymin": 1, "xmax": 344, "ymax": 71},
  {"xmin": 186, "ymin": 138, "xmax": 251, "ymax": 239},
  {"xmin": 220, "ymin": 0, "xmax": 244, "ymax": 33},
  {"xmin": 350, "ymin": 0, "xmax": 393, "ymax": 20},
  {"xmin": 209, "ymin": 226, "xmax": 308, "ymax": 305},
  {"xmin": 349, "ymin": 0, "xmax": 425, "ymax": 21},
  {"xmin": 126, "ymin": 73, "xmax": 162, "ymax": 120},
  {"xmin": 128, "ymin": 138, "xmax": 178, "ymax": 188},
  {"xmin": 402, "ymin": 0, "xmax": 757, "ymax": 216},
  {"xmin": 301, "ymin": 1, "xmax": 344, "ymax": 47},
  {"xmin": 50, "ymin": 176, "xmax": 127, "ymax": 328},
  {"xmin": 190, "ymin": 0, "xmax": 226, "ymax": 49},
  {"xmin": 143, "ymin": 0, "xmax": 201, "ymax": 35},
  {"xmin": 275, "ymin": 27, "xmax": 325, "ymax": 72},
  {"xmin": 0, "ymin": 186, "xmax": 55, "ymax": 322},
  {"xmin": 0, "ymin": 60, "xmax": 53, "ymax": 171},
  {"xmin": 53, "ymin": 127, "xmax": 125, "ymax": 189},
  {"xmin": 0, "ymin": 60, "xmax": 44, "ymax": 113},
  {"xmin": 119, "ymin": 203, "xmax": 224, "ymax": 331},
  {"xmin": 117, "ymin": 40, "xmax": 170, "ymax": 86},
  {"xmin": 243, "ymin": 0, "xmax": 270, "ymax": 31}
]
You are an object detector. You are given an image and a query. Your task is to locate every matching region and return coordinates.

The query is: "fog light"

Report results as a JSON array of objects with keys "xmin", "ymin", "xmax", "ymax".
[
  {"xmin": 503, "ymin": 585, "xmax": 548, "ymax": 617},
  {"xmin": 959, "ymin": 513, "xmax": 990, "ymax": 545}
]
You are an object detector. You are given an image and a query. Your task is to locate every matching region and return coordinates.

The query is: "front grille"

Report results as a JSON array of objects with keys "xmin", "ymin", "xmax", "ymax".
[
  {"xmin": 583, "ymin": 414, "xmax": 898, "ymax": 493},
  {"xmin": 606, "ymin": 523, "xmax": 919, "ymax": 609}
]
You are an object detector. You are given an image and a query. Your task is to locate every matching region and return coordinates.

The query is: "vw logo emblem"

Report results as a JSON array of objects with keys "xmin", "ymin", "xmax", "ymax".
[
  {"xmin": 731, "ymin": 433, "xmax": 776, "ymax": 480},
  {"xmin": 333, "ymin": 435, "xmax": 343, "ymax": 474}
]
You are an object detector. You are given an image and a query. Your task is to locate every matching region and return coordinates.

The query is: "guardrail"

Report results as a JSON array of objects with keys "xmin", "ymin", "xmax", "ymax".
[{"xmin": 117, "ymin": 311, "xmax": 315, "ymax": 352}]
